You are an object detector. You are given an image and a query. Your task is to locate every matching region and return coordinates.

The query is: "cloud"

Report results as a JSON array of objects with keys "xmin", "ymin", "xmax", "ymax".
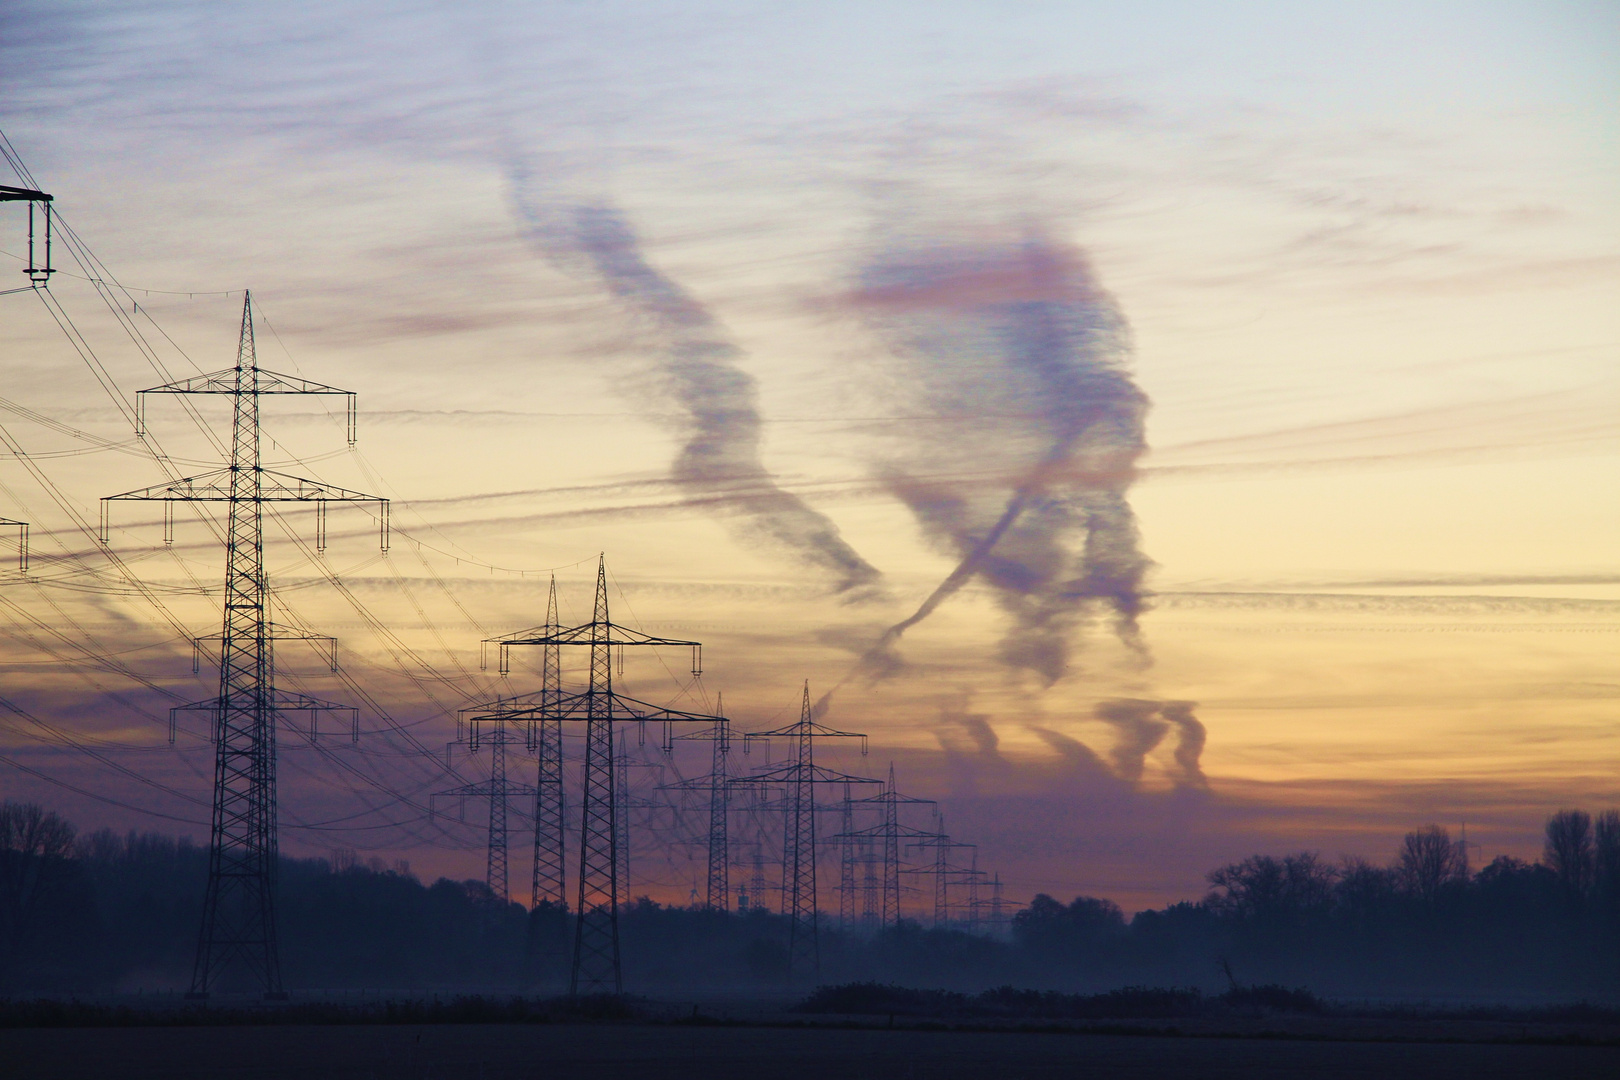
[
  {"xmin": 503, "ymin": 176, "xmax": 883, "ymax": 599},
  {"xmin": 835, "ymin": 223, "xmax": 1153, "ymax": 686},
  {"xmin": 1094, "ymin": 698, "xmax": 1170, "ymax": 783}
]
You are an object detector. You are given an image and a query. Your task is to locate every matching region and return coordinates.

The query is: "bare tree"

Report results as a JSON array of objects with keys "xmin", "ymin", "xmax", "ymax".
[
  {"xmin": 1544, "ymin": 809, "xmax": 1595, "ymax": 900},
  {"xmin": 1207, "ymin": 852, "xmax": 1337, "ymax": 923},
  {"xmin": 1593, "ymin": 810, "xmax": 1620, "ymax": 910},
  {"xmin": 1396, "ymin": 825, "xmax": 1465, "ymax": 903},
  {"xmin": 0, "ymin": 801, "xmax": 79, "ymax": 976}
]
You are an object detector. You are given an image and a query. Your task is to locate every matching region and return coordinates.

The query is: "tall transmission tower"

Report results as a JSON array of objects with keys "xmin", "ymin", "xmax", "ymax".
[
  {"xmin": 663, "ymin": 696, "xmax": 732, "ymax": 911},
  {"xmin": 466, "ymin": 557, "xmax": 719, "ymax": 995},
  {"xmin": 433, "ymin": 715, "xmax": 537, "ymax": 904},
  {"xmin": 736, "ymin": 683, "xmax": 875, "ymax": 983},
  {"xmin": 528, "ymin": 574, "xmax": 566, "ymax": 910},
  {"xmin": 102, "ymin": 293, "xmax": 386, "ymax": 998}
]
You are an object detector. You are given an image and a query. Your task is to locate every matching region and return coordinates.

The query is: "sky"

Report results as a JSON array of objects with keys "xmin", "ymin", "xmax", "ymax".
[{"xmin": 0, "ymin": 0, "xmax": 1616, "ymax": 913}]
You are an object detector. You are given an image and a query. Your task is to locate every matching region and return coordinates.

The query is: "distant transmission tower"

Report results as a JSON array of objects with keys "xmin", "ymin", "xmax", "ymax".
[
  {"xmin": 664, "ymin": 696, "xmax": 732, "ymax": 911},
  {"xmin": 736, "ymin": 683, "xmax": 874, "ymax": 982},
  {"xmin": 832, "ymin": 763, "xmax": 934, "ymax": 929},
  {"xmin": 103, "ymin": 293, "xmax": 386, "ymax": 998},
  {"xmin": 466, "ymin": 556, "xmax": 719, "ymax": 995},
  {"xmin": 838, "ymin": 782, "xmax": 858, "ymax": 929},
  {"xmin": 528, "ymin": 574, "xmax": 566, "ymax": 910},
  {"xmin": 433, "ymin": 715, "xmax": 536, "ymax": 903},
  {"xmin": 748, "ymin": 847, "xmax": 769, "ymax": 913},
  {"xmin": 904, "ymin": 819, "xmax": 979, "ymax": 927}
]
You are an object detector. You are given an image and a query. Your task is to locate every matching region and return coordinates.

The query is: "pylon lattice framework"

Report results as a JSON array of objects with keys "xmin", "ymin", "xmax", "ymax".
[
  {"xmin": 903, "ymin": 819, "xmax": 982, "ymax": 927},
  {"xmin": 102, "ymin": 293, "xmax": 387, "ymax": 998},
  {"xmin": 463, "ymin": 557, "xmax": 720, "ymax": 995},
  {"xmin": 734, "ymin": 683, "xmax": 876, "ymax": 983},
  {"xmin": 529, "ymin": 574, "xmax": 566, "ymax": 910},
  {"xmin": 432, "ymin": 715, "xmax": 537, "ymax": 904},
  {"xmin": 829, "ymin": 763, "xmax": 936, "ymax": 930},
  {"xmin": 662, "ymin": 695, "xmax": 732, "ymax": 912}
]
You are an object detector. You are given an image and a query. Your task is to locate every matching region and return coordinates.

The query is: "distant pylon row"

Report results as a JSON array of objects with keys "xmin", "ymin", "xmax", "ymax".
[{"xmin": 458, "ymin": 563, "xmax": 1000, "ymax": 990}]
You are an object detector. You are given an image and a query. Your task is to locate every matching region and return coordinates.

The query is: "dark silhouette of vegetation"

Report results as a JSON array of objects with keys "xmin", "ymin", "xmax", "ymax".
[
  {"xmin": 0, "ymin": 802, "xmax": 1615, "ymax": 999},
  {"xmin": 797, "ymin": 981, "xmax": 1324, "ymax": 1019}
]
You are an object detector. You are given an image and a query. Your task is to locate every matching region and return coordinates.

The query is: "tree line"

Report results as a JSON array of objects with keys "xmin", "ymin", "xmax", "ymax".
[{"xmin": 1, "ymin": 800, "xmax": 1616, "ymax": 997}]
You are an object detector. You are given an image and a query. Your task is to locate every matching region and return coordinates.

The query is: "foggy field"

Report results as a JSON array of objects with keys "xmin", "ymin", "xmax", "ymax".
[{"xmin": 2, "ymin": 1022, "xmax": 1618, "ymax": 1080}]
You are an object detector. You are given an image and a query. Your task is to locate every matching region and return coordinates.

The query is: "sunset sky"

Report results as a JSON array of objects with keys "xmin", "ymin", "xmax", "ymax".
[{"xmin": 0, "ymin": 1, "xmax": 1615, "ymax": 912}]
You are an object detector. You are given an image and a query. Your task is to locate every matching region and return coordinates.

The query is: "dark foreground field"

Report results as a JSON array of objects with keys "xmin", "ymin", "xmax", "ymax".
[{"xmin": 2, "ymin": 1021, "xmax": 1617, "ymax": 1080}]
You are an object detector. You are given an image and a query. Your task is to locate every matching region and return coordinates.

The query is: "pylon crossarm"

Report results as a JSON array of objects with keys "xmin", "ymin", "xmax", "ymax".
[
  {"xmin": 434, "ymin": 780, "xmax": 539, "ymax": 798},
  {"xmin": 742, "ymin": 721, "xmax": 868, "ymax": 758},
  {"xmin": 459, "ymin": 689, "xmax": 722, "ymax": 726},
  {"xmin": 832, "ymin": 823, "xmax": 938, "ymax": 842},
  {"xmin": 851, "ymin": 787, "xmax": 936, "ymax": 807},
  {"xmin": 731, "ymin": 764, "xmax": 882, "ymax": 788},
  {"xmin": 668, "ymin": 720, "xmax": 729, "ymax": 744},
  {"xmin": 103, "ymin": 467, "xmax": 383, "ymax": 504},
  {"xmin": 489, "ymin": 621, "xmax": 698, "ymax": 649},
  {"xmin": 167, "ymin": 690, "xmax": 361, "ymax": 744},
  {"xmin": 140, "ymin": 366, "xmax": 353, "ymax": 398}
]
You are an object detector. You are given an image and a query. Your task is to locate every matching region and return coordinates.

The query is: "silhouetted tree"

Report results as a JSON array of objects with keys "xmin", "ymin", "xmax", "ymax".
[
  {"xmin": 1206, "ymin": 853, "xmax": 1336, "ymax": 925},
  {"xmin": 0, "ymin": 801, "xmax": 79, "ymax": 982},
  {"xmin": 1544, "ymin": 810, "xmax": 1595, "ymax": 902},
  {"xmin": 1595, "ymin": 811, "xmax": 1620, "ymax": 920},
  {"xmin": 1334, "ymin": 857, "xmax": 1398, "ymax": 927},
  {"xmin": 1396, "ymin": 825, "xmax": 1465, "ymax": 904}
]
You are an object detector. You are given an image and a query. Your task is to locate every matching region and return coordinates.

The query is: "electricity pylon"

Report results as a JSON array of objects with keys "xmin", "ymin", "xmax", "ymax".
[
  {"xmin": 974, "ymin": 871, "xmax": 1011, "ymax": 934},
  {"xmin": 904, "ymin": 820, "xmax": 981, "ymax": 927},
  {"xmin": 102, "ymin": 293, "xmax": 386, "ymax": 998},
  {"xmin": 433, "ymin": 715, "xmax": 536, "ymax": 904},
  {"xmin": 528, "ymin": 574, "xmax": 566, "ymax": 910},
  {"xmin": 838, "ymin": 782, "xmax": 858, "ymax": 929},
  {"xmin": 612, "ymin": 729, "xmax": 671, "ymax": 903},
  {"xmin": 734, "ymin": 683, "xmax": 876, "ymax": 983},
  {"xmin": 860, "ymin": 838, "xmax": 882, "ymax": 928},
  {"xmin": 663, "ymin": 695, "xmax": 732, "ymax": 911},
  {"xmin": 831, "ymin": 763, "xmax": 935, "ymax": 929},
  {"xmin": 464, "ymin": 556, "xmax": 719, "ymax": 995}
]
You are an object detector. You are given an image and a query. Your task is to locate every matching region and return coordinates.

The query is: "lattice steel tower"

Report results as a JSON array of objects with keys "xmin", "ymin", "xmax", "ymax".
[
  {"xmin": 529, "ymin": 574, "xmax": 566, "ymax": 910},
  {"xmin": 832, "ymin": 763, "xmax": 935, "ymax": 930},
  {"xmin": 737, "ymin": 683, "xmax": 873, "ymax": 982},
  {"xmin": 103, "ymin": 293, "xmax": 386, "ymax": 998},
  {"xmin": 665, "ymin": 695, "xmax": 732, "ymax": 911},
  {"xmin": 470, "ymin": 557, "xmax": 719, "ymax": 995},
  {"xmin": 433, "ymin": 715, "xmax": 536, "ymax": 904}
]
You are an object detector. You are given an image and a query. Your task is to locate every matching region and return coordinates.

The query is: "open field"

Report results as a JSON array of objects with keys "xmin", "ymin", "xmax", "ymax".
[{"xmin": 2, "ymin": 1021, "xmax": 1618, "ymax": 1080}]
